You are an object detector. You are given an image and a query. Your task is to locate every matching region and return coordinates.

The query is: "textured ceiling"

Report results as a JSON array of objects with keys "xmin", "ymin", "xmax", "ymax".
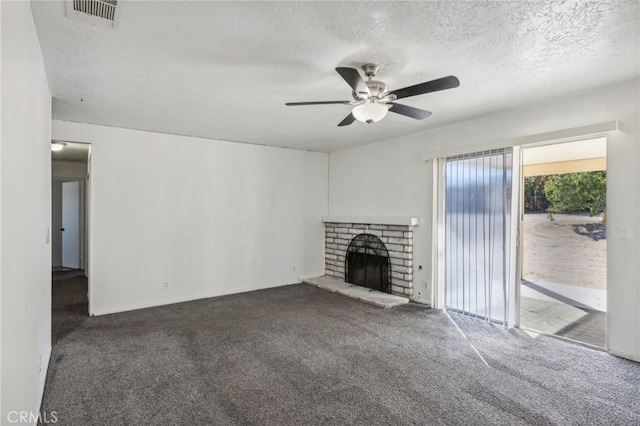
[{"xmin": 31, "ymin": 1, "xmax": 639, "ymax": 152}]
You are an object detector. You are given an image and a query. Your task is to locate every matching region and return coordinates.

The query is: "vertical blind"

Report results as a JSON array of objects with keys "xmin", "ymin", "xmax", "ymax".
[{"xmin": 444, "ymin": 148, "xmax": 513, "ymax": 323}]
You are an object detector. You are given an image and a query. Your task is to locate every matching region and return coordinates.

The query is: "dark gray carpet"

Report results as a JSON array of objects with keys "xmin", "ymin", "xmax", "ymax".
[
  {"xmin": 41, "ymin": 281, "xmax": 640, "ymax": 425},
  {"xmin": 51, "ymin": 270, "xmax": 88, "ymax": 345}
]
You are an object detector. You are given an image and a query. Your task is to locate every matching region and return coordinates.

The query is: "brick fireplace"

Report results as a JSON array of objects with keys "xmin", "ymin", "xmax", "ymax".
[{"xmin": 322, "ymin": 217, "xmax": 418, "ymax": 297}]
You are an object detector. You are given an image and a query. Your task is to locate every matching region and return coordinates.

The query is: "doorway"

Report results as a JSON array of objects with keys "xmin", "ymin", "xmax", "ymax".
[
  {"xmin": 51, "ymin": 141, "xmax": 91, "ymax": 339},
  {"xmin": 59, "ymin": 180, "xmax": 82, "ymax": 269},
  {"xmin": 519, "ymin": 138, "xmax": 607, "ymax": 347}
]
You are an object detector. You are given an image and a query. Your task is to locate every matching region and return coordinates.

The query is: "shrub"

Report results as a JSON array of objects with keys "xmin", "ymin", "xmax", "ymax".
[{"xmin": 544, "ymin": 171, "xmax": 606, "ymax": 220}]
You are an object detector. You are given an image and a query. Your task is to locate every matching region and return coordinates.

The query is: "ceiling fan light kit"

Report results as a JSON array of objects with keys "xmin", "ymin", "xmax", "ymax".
[
  {"xmin": 286, "ymin": 63, "xmax": 459, "ymax": 127},
  {"xmin": 51, "ymin": 142, "xmax": 66, "ymax": 151},
  {"xmin": 352, "ymin": 99, "xmax": 390, "ymax": 123}
]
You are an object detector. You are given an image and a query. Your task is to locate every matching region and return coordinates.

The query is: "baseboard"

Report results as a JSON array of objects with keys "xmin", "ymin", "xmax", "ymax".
[
  {"xmin": 91, "ymin": 293, "xmax": 219, "ymax": 316},
  {"xmin": 608, "ymin": 349, "xmax": 640, "ymax": 363},
  {"xmin": 90, "ymin": 281, "xmax": 303, "ymax": 317},
  {"xmin": 410, "ymin": 298, "xmax": 432, "ymax": 307},
  {"xmin": 36, "ymin": 345, "xmax": 52, "ymax": 418}
]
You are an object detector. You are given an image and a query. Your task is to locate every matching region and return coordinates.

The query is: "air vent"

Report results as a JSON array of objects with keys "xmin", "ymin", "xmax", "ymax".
[
  {"xmin": 73, "ymin": 0, "xmax": 116, "ymax": 20},
  {"xmin": 66, "ymin": 0, "xmax": 119, "ymax": 28}
]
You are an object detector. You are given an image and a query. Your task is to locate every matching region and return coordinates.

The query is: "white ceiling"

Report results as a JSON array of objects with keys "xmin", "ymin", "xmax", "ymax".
[{"xmin": 31, "ymin": 1, "xmax": 639, "ymax": 153}]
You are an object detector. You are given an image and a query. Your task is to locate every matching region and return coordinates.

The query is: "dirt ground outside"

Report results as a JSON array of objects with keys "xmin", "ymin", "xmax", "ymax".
[{"xmin": 522, "ymin": 212, "xmax": 606, "ymax": 290}]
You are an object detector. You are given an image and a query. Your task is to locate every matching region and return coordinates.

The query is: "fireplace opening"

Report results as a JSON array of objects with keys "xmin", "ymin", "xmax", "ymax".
[{"xmin": 345, "ymin": 233, "xmax": 391, "ymax": 294}]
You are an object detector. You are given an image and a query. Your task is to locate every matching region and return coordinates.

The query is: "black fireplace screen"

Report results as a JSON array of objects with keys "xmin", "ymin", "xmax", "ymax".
[{"xmin": 345, "ymin": 233, "xmax": 391, "ymax": 293}]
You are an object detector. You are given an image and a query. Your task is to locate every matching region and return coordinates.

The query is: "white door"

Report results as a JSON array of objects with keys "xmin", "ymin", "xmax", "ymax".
[{"xmin": 62, "ymin": 181, "xmax": 81, "ymax": 269}]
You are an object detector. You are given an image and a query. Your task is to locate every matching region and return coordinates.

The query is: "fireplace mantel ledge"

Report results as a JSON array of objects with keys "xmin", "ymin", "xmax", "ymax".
[{"xmin": 322, "ymin": 216, "xmax": 419, "ymax": 226}]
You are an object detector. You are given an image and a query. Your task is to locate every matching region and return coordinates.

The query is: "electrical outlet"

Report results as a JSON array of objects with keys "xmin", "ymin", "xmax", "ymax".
[
  {"xmin": 293, "ymin": 266, "xmax": 296, "ymax": 272},
  {"xmin": 619, "ymin": 227, "xmax": 631, "ymax": 240},
  {"xmin": 163, "ymin": 281, "xmax": 169, "ymax": 290},
  {"xmin": 46, "ymin": 228, "xmax": 50, "ymax": 244}
]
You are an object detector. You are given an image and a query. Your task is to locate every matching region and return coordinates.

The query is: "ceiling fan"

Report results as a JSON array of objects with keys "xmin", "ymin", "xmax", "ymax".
[{"xmin": 285, "ymin": 63, "xmax": 460, "ymax": 126}]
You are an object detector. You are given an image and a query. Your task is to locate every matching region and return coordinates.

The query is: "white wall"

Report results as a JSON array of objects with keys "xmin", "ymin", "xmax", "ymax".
[
  {"xmin": 52, "ymin": 120, "xmax": 328, "ymax": 315},
  {"xmin": 1, "ymin": 1, "xmax": 52, "ymax": 422},
  {"xmin": 329, "ymin": 79, "xmax": 640, "ymax": 361}
]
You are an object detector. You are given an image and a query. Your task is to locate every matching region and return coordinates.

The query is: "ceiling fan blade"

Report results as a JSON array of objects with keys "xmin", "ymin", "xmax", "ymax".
[
  {"xmin": 335, "ymin": 67, "xmax": 370, "ymax": 96},
  {"xmin": 338, "ymin": 113, "xmax": 356, "ymax": 127},
  {"xmin": 389, "ymin": 75, "xmax": 460, "ymax": 100},
  {"xmin": 388, "ymin": 103, "xmax": 432, "ymax": 120},
  {"xmin": 286, "ymin": 101, "xmax": 351, "ymax": 106}
]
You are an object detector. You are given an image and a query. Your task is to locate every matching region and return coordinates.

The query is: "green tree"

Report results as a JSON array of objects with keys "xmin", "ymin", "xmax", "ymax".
[{"xmin": 544, "ymin": 171, "xmax": 606, "ymax": 220}]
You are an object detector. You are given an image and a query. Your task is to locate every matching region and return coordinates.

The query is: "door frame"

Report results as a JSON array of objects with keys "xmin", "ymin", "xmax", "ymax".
[
  {"xmin": 61, "ymin": 180, "xmax": 82, "ymax": 269},
  {"xmin": 431, "ymin": 131, "xmax": 613, "ymax": 329}
]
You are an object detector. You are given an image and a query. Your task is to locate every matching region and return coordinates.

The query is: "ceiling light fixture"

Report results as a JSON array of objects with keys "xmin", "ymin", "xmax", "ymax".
[
  {"xmin": 51, "ymin": 142, "xmax": 66, "ymax": 152},
  {"xmin": 352, "ymin": 99, "xmax": 390, "ymax": 124}
]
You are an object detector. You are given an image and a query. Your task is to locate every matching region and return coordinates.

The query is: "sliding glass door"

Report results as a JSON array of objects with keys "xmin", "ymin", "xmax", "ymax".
[{"xmin": 444, "ymin": 148, "xmax": 519, "ymax": 324}]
